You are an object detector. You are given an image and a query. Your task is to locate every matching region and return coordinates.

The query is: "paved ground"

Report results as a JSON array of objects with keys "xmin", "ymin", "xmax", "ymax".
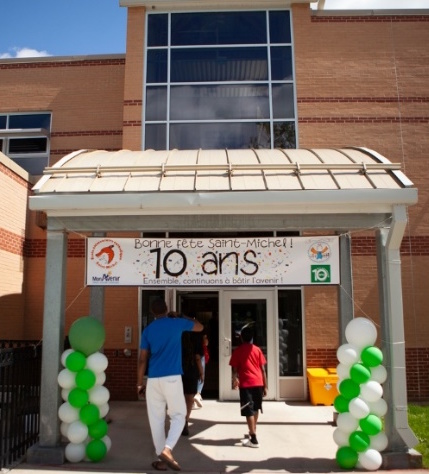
[{"xmin": 6, "ymin": 400, "xmax": 428, "ymax": 474}]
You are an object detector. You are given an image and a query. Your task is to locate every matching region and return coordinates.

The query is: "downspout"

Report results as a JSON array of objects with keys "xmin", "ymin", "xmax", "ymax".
[{"xmin": 376, "ymin": 205, "xmax": 418, "ymax": 455}]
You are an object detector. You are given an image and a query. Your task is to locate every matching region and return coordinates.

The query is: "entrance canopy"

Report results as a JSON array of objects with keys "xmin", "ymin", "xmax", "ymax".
[{"xmin": 30, "ymin": 147, "xmax": 416, "ymax": 233}]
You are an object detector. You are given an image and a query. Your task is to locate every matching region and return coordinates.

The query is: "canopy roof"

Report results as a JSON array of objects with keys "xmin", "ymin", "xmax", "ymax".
[{"xmin": 30, "ymin": 147, "xmax": 417, "ymax": 233}]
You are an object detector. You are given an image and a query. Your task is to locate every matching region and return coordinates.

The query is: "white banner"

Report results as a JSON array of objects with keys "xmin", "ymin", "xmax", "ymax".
[{"xmin": 86, "ymin": 236, "xmax": 339, "ymax": 287}]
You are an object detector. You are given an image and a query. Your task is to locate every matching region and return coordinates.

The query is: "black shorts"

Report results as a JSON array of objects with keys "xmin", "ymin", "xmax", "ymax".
[{"xmin": 239, "ymin": 386, "xmax": 264, "ymax": 417}]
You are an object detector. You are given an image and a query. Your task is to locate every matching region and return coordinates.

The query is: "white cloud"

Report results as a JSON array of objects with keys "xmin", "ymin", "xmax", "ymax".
[{"xmin": 0, "ymin": 47, "xmax": 51, "ymax": 59}]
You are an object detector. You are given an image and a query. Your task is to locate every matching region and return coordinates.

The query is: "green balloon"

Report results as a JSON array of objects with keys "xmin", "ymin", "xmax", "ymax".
[
  {"xmin": 86, "ymin": 439, "xmax": 107, "ymax": 462},
  {"xmin": 334, "ymin": 395, "xmax": 350, "ymax": 413},
  {"xmin": 76, "ymin": 369, "xmax": 96, "ymax": 390},
  {"xmin": 65, "ymin": 351, "xmax": 87, "ymax": 372},
  {"xmin": 349, "ymin": 430, "xmax": 370, "ymax": 452},
  {"xmin": 80, "ymin": 403, "xmax": 100, "ymax": 426},
  {"xmin": 359, "ymin": 414, "xmax": 382, "ymax": 435},
  {"xmin": 88, "ymin": 418, "xmax": 109, "ymax": 439},
  {"xmin": 336, "ymin": 446, "xmax": 358, "ymax": 469},
  {"xmin": 68, "ymin": 387, "xmax": 89, "ymax": 408},
  {"xmin": 361, "ymin": 346, "xmax": 383, "ymax": 367},
  {"xmin": 339, "ymin": 379, "xmax": 360, "ymax": 400},
  {"xmin": 68, "ymin": 316, "xmax": 105, "ymax": 356},
  {"xmin": 350, "ymin": 363, "xmax": 371, "ymax": 384}
]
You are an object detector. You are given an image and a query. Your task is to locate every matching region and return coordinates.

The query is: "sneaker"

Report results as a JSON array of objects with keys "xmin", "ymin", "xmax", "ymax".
[
  {"xmin": 194, "ymin": 393, "xmax": 203, "ymax": 408},
  {"xmin": 191, "ymin": 401, "xmax": 201, "ymax": 410},
  {"xmin": 241, "ymin": 438, "xmax": 259, "ymax": 448}
]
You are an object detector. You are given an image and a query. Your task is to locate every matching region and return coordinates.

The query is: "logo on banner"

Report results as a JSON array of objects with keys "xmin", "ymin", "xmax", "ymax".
[
  {"xmin": 311, "ymin": 265, "xmax": 331, "ymax": 283},
  {"xmin": 90, "ymin": 239, "xmax": 123, "ymax": 269},
  {"xmin": 308, "ymin": 241, "xmax": 331, "ymax": 262}
]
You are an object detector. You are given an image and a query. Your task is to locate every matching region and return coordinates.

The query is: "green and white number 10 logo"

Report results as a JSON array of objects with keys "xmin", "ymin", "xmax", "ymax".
[{"xmin": 311, "ymin": 265, "xmax": 331, "ymax": 283}]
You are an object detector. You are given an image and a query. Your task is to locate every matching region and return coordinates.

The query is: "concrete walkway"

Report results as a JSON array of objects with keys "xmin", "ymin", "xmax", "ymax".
[{"xmin": 7, "ymin": 400, "xmax": 427, "ymax": 474}]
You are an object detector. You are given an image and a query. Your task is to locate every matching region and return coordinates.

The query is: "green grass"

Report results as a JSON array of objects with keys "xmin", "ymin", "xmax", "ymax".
[{"xmin": 408, "ymin": 404, "xmax": 429, "ymax": 467}]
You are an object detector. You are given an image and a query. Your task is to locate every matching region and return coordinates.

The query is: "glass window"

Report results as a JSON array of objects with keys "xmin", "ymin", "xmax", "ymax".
[
  {"xmin": 171, "ymin": 11, "xmax": 266, "ymax": 46},
  {"xmin": 146, "ymin": 50, "xmax": 168, "ymax": 83},
  {"xmin": 9, "ymin": 113, "xmax": 51, "ymax": 130},
  {"xmin": 148, "ymin": 14, "xmax": 168, "ymax": 47},
  {"xmin": 169, "ymin": 122, "xmax": 270, "ymax": 149},
  {"xmin": 170, "ymin": 85, "xmax": 269, "ymax": 120},
  {"xmin": 146, "ymin": 86, "xmax": 167, "ymax": 121},
  {"xmin": 270, "ymin": 46, "xmax": 293, "ymax": 81},
  {"xmin": 171, "ymin": 47, "xmax": 268, "ymax": 83},
  {"xmin": 144, "ymin": 10, "xmax": 296, "ymax": 150},
  {"xmin": 278, "ymin": 289, "xmax": 303, "ymax": 376},
  {"xmin": 145, "ymin": 124, "xmax": 167, "ymax": 150},
  {"xmin": 269, "ymin": 11, "xmax": 291, "ymax": 44},
  {"xmin": 1, "ymin": 112, "xmax": 51, "ymax": 175}
]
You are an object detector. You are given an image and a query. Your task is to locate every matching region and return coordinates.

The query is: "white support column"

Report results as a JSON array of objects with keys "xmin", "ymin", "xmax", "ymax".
[
  {"xmin": 376, "ymin": 206, "xmax": 421, "ymax": 469},
  {"xmin": 89, "ymin": 232, "xmax": 105, "ymax": 324},
  {"xmin": 27, "ymin": 227, "xmax": 68, "ymax": 464},
  {"xmin": 337, "ymin": 233, "xmax": 354, "ymax": 345}
]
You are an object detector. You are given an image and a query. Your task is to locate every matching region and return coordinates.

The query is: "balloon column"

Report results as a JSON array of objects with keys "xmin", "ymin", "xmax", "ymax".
[
  {"xmin": 57, "ymin": 316, "xmax": 111, "ymax": 463},
  {"xmin": 334, "ymin": 317, "xmax": 388, "ymax": 471}
]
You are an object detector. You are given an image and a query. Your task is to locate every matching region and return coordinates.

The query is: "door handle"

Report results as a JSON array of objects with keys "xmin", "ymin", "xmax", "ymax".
[{"xmin": 223, "ymin": 337, "xmax": 231, "ymax": 357}]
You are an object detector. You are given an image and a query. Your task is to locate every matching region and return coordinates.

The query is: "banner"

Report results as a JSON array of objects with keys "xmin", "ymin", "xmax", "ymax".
[{"xmin": 86, "ymin": 236, "xmax": 339, "ymax": 287}]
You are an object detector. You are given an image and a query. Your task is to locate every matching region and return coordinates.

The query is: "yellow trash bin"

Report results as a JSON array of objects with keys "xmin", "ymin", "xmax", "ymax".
[{"xmin": 307, "ymin": 368, "xmax": 339, "ymax": 406}]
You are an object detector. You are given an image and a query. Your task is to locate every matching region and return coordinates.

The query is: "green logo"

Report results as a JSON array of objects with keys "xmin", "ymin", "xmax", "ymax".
[{"xmin": 311, "ymin": 265, "xmax": 331, "ymax": 283}]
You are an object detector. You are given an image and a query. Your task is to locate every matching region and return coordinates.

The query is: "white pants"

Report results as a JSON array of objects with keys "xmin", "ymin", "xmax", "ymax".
[{"xmin": 146, "ymin": 375, "xmax": 186, "ymax": 456}]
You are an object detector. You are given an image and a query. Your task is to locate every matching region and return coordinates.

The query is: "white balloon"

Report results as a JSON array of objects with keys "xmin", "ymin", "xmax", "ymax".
[
  {"xmin": 102, "ymin": 435, "xmax": 112, "ymax": 452},
  {"xmin": 67, "ymin": 420, "xmax": 89, "ymax": 444},
  {"xmin": 349, "ymin": 397, "xmax": 370, "ymax": 419},
  {"xmin": 336, "ymin": 363, "xmax": 350, "ymax": 380},
  {"xmin": 57, "ymin": 368, "xmax": 76, "ymax": 389},
  {"xmin": 361, "ymin": 381, "xmax": 383, "ymax": 403},
  {"xmin": 333, "ymin": 427, "xmax": 350, "ymax": 446},
  {"xmin": 89, "ymin": 385, "xmax": 110, "ymax": 406},
  {"xmin": 368, "ymin": 398, "xmax": 388, "ymax": 417},
  {"xmin": 65, "ymin": 442, "xmax": 86, "ymax": 463},
  {"xmin": 61, "ymin": 388, "xmax": 71, "ymax": 402},
  {"xmin": 95, "ymin": 371, "xmax": 106, "ymax": 386},
  {"xmin": 86, "ymin": 352, "xmax": 108, "ymax": 374},
  {"xmin": 58, "ymin": 402, "xmax": 80, "ymax": 424},
  {"xmin": 99, "ymin": 402, "xmax": 110, "ymax": 418},
  {"xmin": 336, "ymin": 412, "xmax": 359, "ymax": 433},
  {"xmin": 358, "ymin": 448, "xmax": 383, "ymax": 471},
  {"xmin": 370, "ymin": 432, "xmax": 388, "ymax": 452},
  {"xmin": 337, "ymin": 344, "xmax": 360, "ymax": 366},
  {"xmin": 61, "ymin": 349, "xmax": 74, "ymax": 367},
  {"xmin": 370, "ymin": 365, "xmax": 387, "ymax": 384},
  {"xmin": 60, "ymin": 422, "xmax": 70, "ymax": 438},
  {"xmin": 345, "ymin": 317, "xmax": 378, "ymax": 348}
]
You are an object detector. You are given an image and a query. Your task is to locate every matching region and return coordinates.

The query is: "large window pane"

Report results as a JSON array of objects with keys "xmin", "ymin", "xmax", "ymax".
[
  {"xmin": 145, "ymin": 124, "xmax": 167, "ymax": 150},
  {"xmin": 170, "ymin": 85, "xmax": 269, "ymax": 120},
  {"xmin": 171, "ymin": 12, "xmax": 266, "ymax": 46},
  {"xmin": 148, "ymin": 14, "xmax": 168, "ymax": 47},
  {"xmin": 273, "ymin": 122, "xmax": 296, "ymax": 148},
  {"xmin": 269, "ymin": 11, "xmax": 291, "ymax": 44},
  {"xmin": 171, "ymin": 47, "xmax": 268, "ymax": 82},
  {"xmin": 0, "ymin": 116, "xmax": 6, "ymax": 128},
  {"xmin": 272, "ymin": 84, "xmax": 295, "ymax": 119},
  {"xmin": 146, "ymin": 50, "xmax": 168, "ymax": 83},
  {"xmin": 146, "ymin": 86, "xmax": 167, "ymax": 121},
  {"xmin": 170, "ymin": 122, "xmax": 270, "ymax": 149},
  {"xmin": 9, "ymin": 137, "xmax": 48, "ymax": 153},
  {"xmin": 9, "ymin": 113, "xmax": 51, "ymax": 129},
  {"xmin": 270, "ymin": 46, "xmax": 293, "ymax": 80}
]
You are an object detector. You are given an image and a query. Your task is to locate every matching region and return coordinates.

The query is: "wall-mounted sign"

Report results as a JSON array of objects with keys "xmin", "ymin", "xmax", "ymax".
[{"xmin": 86, "ymin": 236, "xmax": 340, "ymax": 287}]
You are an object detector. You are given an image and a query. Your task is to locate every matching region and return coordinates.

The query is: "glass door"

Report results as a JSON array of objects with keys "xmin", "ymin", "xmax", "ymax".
[{"xmin": 219, "ymin": 290, "xmax": 276, "ymax": 400}]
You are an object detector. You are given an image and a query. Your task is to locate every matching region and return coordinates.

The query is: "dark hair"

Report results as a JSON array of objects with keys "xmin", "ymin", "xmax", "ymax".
[
  {"xmin": 151, "ymin": 298, "xmax": 168, "ymax": 317},
  {"xmin": 241, "ymin": 326, "xmax": 254, "ymax": 343}
]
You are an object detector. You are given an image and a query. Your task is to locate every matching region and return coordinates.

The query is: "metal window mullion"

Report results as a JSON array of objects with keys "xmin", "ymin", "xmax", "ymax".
[
  {"xmin": 266, "ymin": 11, "xmax": 274, "ymax": 149},
  {"xmin": 166, "ymin": 12, "xmax": 171, "ymax": 150}
]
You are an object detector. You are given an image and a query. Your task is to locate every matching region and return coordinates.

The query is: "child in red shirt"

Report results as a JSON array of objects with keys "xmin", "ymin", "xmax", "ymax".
[{"xmin": 229, "ymin": 326, "xmax": 267, "ymax": 448}]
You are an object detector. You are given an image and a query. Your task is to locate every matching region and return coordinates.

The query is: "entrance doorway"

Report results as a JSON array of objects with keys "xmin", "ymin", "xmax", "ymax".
[{"xmin": 219, "ymin": 290, "xmax": 276, "ymax": 400}]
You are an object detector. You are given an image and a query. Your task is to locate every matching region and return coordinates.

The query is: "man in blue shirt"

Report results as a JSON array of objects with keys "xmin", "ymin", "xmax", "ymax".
[{"xmin": 137, "ymin": 298, "xmax": 203, "ymax": 471}]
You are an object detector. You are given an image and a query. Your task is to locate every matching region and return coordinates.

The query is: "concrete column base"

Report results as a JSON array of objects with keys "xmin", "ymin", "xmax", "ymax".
[
  {"xmin": 26, "ymin": 443, "xmax": 65, "ymax": 465},
  {"xmin": 382, "ymin": 449, "xmax": 422, "ymax": 470}
]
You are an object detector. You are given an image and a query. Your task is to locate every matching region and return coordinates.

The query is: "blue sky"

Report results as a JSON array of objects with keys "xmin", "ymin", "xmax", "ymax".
[{"xmin": 1, "ymin": 0, "xmax": 428, "ymax": 59}]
